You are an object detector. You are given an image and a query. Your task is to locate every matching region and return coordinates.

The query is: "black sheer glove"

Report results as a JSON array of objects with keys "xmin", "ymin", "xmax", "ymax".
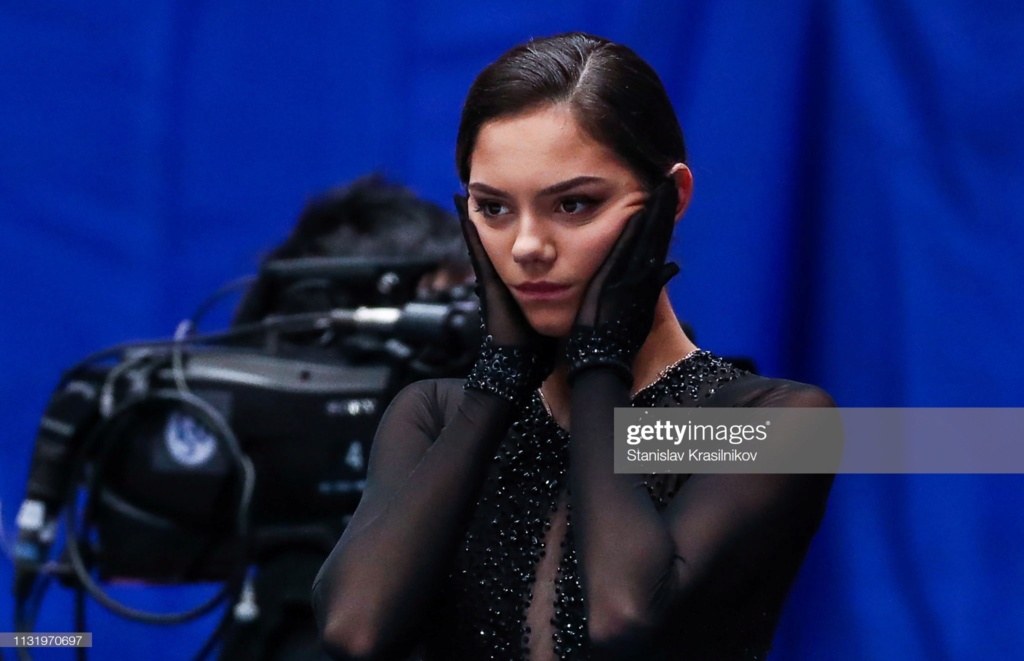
[
  {"xmin": 565, "ymin": 179, "xmax": 680, "ymax": 385},
  {"xmin": 455, "ymin": 194, "xmax": 556, "ymax": 402}
]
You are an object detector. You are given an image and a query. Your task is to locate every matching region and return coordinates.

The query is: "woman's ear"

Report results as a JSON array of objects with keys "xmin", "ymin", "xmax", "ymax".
[{"xmin": 667, "ymin": 163, "xmax": 694, "ymax": 222}]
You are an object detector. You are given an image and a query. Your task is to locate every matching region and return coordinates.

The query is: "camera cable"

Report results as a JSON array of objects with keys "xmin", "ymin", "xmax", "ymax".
[{"xmin": 62, "ymin": 389, "xmax": 254, "ymax": 625}]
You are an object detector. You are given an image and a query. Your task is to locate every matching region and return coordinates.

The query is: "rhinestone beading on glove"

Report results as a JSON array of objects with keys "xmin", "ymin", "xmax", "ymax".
[
  {"xmin": 565, "ymin": 309, "xmax": 650, "ymax": 385},
  {"xmin": 465, "ymin": 335, "xmax": 551, "ymax": 403}
]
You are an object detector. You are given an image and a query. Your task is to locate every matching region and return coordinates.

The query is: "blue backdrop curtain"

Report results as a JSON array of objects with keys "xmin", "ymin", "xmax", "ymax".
[{"xmin": 2, "ymin": 1, "xmax": 1022, "ymax": 658}]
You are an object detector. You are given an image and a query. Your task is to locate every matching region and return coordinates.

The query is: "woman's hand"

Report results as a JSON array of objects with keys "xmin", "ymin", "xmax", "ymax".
[
  {"xmin": 566, "ymin": 179, "xmax": 680, "ymax": 384},
  {"xmin": 455, "ymin": 194, "xmax": 543, "ymax": 348},
  {"xmin": 455, "ymin": 194, "xmax": 556, "ymax": 400}
]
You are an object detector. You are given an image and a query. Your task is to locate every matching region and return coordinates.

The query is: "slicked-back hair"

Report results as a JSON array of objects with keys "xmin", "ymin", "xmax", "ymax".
[{"xmin": 455, "ymin": 32, "xmax": 687, "ymax": 190}]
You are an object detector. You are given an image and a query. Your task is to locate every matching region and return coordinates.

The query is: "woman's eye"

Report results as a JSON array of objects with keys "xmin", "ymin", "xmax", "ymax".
[
  {"xmin": 558, "ymin": 197, "xmax": 596, "ymax": 215},
  {"xmin": 473, "ymin": 200, "xmax": 510, "ymax": 217}
]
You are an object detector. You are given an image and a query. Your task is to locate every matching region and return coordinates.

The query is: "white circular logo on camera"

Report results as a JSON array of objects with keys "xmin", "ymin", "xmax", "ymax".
[{"xmin": 164, "ymin": 411, "xmax": 217, "ymax": 467}]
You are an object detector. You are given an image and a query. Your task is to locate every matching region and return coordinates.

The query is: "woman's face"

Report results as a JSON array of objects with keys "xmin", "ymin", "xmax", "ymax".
[{"xmin": 466, "ymin": 104, "xmax": 648, "ymax": 337}]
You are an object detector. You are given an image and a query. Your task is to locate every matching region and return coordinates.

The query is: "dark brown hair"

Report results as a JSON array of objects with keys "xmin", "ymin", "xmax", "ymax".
[
  {"xmin": 233, "ymin": 175, "xmax": 467, "ymax": 324},
  {"xmin": 455, "ymin": 32, "xmax": 687, "ymax": 190}
]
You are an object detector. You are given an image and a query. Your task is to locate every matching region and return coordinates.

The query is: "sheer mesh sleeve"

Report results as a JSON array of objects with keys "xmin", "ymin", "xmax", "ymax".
[
  {"xmin": 312, "ymin": 379, "xmax": 513, "ymax": 660},
  {"xmin": 568, "ymin": 367, "xmax": 835, "ymax": 658}
]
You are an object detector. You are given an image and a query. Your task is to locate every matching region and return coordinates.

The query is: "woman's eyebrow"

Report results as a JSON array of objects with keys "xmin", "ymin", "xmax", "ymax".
[
  {"xmin": 467, "ymin": 176, "xmax": 607, "ymax": 198},
  {"xmin": 467, "ymin": 182, "xmax": 507, "ymax": 196},
  {"xmin": 538, "ymin": 176, "xmax": 606, "ymax": 196}
]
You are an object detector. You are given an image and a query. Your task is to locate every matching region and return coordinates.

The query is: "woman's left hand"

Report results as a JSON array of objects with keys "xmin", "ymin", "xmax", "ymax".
[{"xmin": 565, "ymin": 179, "xmax": 680, "ymax": 383}]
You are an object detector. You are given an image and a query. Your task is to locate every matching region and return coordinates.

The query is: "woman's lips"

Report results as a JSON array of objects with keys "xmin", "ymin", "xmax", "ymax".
[{"xmin": 512, "ymin": 281, "xmax": 572, "ymax": 301}]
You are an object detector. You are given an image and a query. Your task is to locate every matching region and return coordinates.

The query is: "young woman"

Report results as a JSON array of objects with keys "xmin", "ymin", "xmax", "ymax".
[{"xmin": 313, "ymin": 32, "xmax": 834, "ymax": 660}]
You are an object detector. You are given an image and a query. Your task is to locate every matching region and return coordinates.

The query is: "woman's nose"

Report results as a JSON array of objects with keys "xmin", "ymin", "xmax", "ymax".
[{"xmin": 511, "ymin": 218, "xmax": 554, "ymax": 265}]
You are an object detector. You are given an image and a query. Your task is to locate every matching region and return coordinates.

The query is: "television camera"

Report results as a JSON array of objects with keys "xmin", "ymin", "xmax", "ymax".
[{"xmin": 11, "ymin": 256, "xmax": 480, "ymax": 642}]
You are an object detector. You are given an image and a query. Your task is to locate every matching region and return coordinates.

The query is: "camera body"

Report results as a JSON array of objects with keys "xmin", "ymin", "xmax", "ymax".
[
  {"xmin": 80, "ymin": 347, "xmax": 392, "ymax": 582},
  {"xmin": 18, "ymin": 268, "xmax": 481, "ymax": 587}
]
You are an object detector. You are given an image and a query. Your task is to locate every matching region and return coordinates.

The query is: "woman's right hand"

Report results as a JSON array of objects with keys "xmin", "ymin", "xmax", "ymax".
[
  {"xmin": 455, "ymin": 194, "xmax": 555, "ymax": 400},
  {"xmin": 455, "ymin": 194, "xmax": 552, "ymax": 351}
]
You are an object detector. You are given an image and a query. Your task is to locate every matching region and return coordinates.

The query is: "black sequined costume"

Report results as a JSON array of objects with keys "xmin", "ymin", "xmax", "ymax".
[{"xmin": 314, "ymin": 352, "xmax": 834, "ymax": 660}]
